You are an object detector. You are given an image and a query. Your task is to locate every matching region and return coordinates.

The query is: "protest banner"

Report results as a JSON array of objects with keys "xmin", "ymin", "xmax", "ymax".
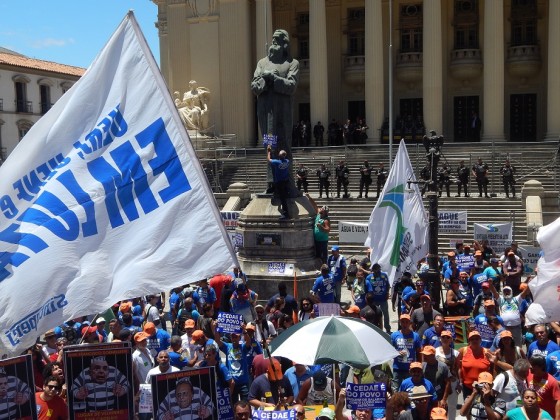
[
  {"xmin": 345, "ymin": 382, "xmax": 387, "ymax": 410},
  {"xmin": 339, "ymin": 221, "xmax": 368, "ymax": 244},
  {"xmin": 151, "ymin": 367, "xmax": 223, "ymax": 420},
  {"xmin": 216, "ymin": 312, "xmax": 244, "ymax": 334},
  {"xmin": 139, "ymin": 384, "xmax": 153, "ymax": 414},
  {"xmin": 456, "ymin": 254, "xmax": 475, "ymax": 272},
  {"xmin": 519, "ymin": 245, "xmax": 541, "ymax": 275},
  {"xmin": 252, "ymin": 409, "xmax": 297, "ymax": 420},
  {"xmin": 313, "ymin": 303, "xmax": 340, "ymax": 317},
  {"xmin": 0, "ymin": 354, "xmax": 37, "ymax": 420},
  {"xmin": 64, "ymin": 346, "xmax": 134, "ymax": 420},
  {"xmin": 438, "ymin": 210, "xmax": 467, "ymax": 232},
  {"xmin": 0, "ymin": 12, "xmax": 236, "ymax": 356},
  {"xmin": 221, "ymin": 211, "xmax": 240, "ymax": 251},
  {"xmin": 474, "ymin": 223, "xmax": 513, "ymax": 254}
]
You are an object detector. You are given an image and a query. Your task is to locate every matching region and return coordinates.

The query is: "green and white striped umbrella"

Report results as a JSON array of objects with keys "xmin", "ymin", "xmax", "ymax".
[{"xmin": 269, "ymin": 316, "xmax": 399, "ymax": 369}]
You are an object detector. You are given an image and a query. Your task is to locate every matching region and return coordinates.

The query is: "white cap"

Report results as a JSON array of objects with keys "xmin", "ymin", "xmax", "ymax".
[{"xmin": 96, "ymin": 317, "xmax": 106, "ymax": 324}]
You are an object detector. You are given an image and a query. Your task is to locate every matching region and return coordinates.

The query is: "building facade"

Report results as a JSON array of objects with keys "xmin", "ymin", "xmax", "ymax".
[
  {"xmin": 153, "ymin": 0, "xmax": 556, "ymax": 147},
  {"xmin": 0, "ymin": 48, "xmax": 84, "ymax": 160}
]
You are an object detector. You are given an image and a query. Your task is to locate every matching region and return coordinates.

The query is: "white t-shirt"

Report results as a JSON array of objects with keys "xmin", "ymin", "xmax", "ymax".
[
  {"xmin": 492, "ymin": 370, "xmax": 526, "ymax": 411},
  {"xmin": 145, "ymin": 366, "xmax": 179, "ymax": 385},
  {"xmin": 497, "ymin": 295, "xmax": 522, "ymax": 326}
]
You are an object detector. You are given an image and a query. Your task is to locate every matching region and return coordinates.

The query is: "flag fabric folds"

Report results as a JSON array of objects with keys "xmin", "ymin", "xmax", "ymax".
[
  {"xmin": 365, "ymin": 140, "xmax": 428, "ymax": 285},
  {"xmin": 525, "ymin": 216, "xmax": 560, "ymax": 325},
  {"xmin": 0, "ymin": 12, "xmax": 236, "ymax": 355}
]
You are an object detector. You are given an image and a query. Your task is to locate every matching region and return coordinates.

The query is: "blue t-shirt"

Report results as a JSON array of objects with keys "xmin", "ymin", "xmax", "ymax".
[
  {"xmin": 284, "ymin": 366, "xmax": 312, "ymax": 396},
  {"xmin": 240, "ymin": 339, "xmax": 262, "ymax": 369},
  {"xmin": 421, "ymin": 327, "xmax": 455, "ymax": 349},
  {"xmin": 399, "ymin": 377, "xmax": 438, "ymax": 404},
  {"xmin": 367, "ymin": 271, "xmax": 390, "ymax": 303},
  {"xmin": 506, "ymin": 407, "xmax": 552, "ymax": 420},
  {"xmin": 391, "ymin": 330, "xmax": 422, "ymax": 372},
  {"xmin": 312, "ymin": 274, "xmax": 336, "ymax": 303},
  {"xmin": 270, "ymin": 158, "xmax": 290, "ymax": 182},
  {"xmin": 327, "ymin": 254, "xmax": 347, "ymax": 283},
  {"xmin": 219, "ymin": 342, "xmax": 252, "ymax": 385},
  {"xmin": 528, "ymin": 340, "xmax": 560, "ymax": 359},
  {"xmin": 193, "ymin": 286, "xmax": 217, "ymax": 306},
  {"xmin": 546, "ymin": 350, "xmax": 560, "ymax": 381},
  {"xmin": 168, "ymin": 350, "xmax": 190, "ymax": 369}
]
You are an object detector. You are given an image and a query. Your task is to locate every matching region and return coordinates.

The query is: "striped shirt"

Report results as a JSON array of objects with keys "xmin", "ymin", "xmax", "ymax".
[
  {"xmin": 0, "ymin": 375, "xmax": 32, "ymax": 419},
  {"xmin": 157, "ymin": 387, "xmax": 214, "ymax": 420},
  {"xmin": 71, "ymin": 366, "xmax": 130, "ymax": 412}
]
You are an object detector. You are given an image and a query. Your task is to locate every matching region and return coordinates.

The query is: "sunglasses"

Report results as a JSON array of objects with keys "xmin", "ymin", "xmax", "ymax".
[{"xmin": 45, "ymin": 384, "xmax": 61, "ymax": 391}]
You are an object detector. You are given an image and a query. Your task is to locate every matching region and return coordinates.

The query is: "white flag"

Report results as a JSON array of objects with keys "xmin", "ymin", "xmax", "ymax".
[
  {"xmin": 0, "ymin": 12, "xmax": 237, "ymax": 356},
  {"xmin": 525, "ymin": 216, "xmax": 560, "ymax": 325},
  {"xmin": 365, "ymin": 140, "xmax": 428, "ymax": 285}
]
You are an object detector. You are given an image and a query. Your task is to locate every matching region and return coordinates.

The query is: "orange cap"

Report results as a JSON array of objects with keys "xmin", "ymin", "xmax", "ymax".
[
  {"xmin": 500, "ymin": 330, "xmax": 513, "ymax": 339},
  {"xmin": 190, "ymin": 330, "xmax": 205, "ymax": 344},
  {"xmin": 409, "ymin": 362, "xmax": 423, "ymax": 370},
  {"xmin": 478, "ymin": 371, "xmax": 493, "ymax": 383},
  {"xmin": 468, "ymin": 331, "xmax": 481, "ymax": 339},
  {"xmin": 143, "ymin": 322, "xmax": 156, "ymax": 335},
  {"xmin": 184, "ymin": 319, "xmax": 196, "ymax": 329},
  {"xmin": 430, "ymin": 407, "xmax": 447, "ymax": 420},
  {"xmin": 400, "ymin": 314, "xmax": 411, "ymax": 320},
  {"xmin": 134, "ymin": 332, "xmax": 150, "ymax": 343},
  {"xmin": 440, "ymin": 330, "xmax": 453, "ymax": 338},
  {"xmin": 420, "ymin": 346, "xmax": 436, "ymax": 355}
]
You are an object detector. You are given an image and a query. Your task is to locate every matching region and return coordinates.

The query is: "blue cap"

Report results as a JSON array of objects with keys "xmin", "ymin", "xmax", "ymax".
[{"xmin": 331, "ymin": 245, "xmax": 340, "ymax": 251}]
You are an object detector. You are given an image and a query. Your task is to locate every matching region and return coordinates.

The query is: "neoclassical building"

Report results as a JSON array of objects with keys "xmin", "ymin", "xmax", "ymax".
[{"xmin": 152, "ymin": 0, "xmax": 556, "ymax": 146}]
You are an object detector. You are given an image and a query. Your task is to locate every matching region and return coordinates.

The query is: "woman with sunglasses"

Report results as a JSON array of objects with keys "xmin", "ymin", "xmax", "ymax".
[
  {"xmin": 36, "ymin": 376, "xmax": 68, "ymax": 420},
  {"xmin": 298, "ymin": 297, "xmax": 314, "ymax": 322}
]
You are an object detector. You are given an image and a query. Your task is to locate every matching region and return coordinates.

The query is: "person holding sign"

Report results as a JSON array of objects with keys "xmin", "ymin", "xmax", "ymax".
[
  {"xmin": 334, "ymin": 388, "xmax": 373, "ymax": 420},
  {"xmin": 157, "ymin": 378, "xmax": 214, "ymax": 420},
  {"xmin": 214, "ymin": 328, "xmax": 253, "ymax": 402}
]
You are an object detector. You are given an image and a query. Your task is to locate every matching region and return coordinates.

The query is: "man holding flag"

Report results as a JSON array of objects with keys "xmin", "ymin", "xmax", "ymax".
[{"xmin": 365, "ymin": 140, "xmax": 428, "ymax": 291}]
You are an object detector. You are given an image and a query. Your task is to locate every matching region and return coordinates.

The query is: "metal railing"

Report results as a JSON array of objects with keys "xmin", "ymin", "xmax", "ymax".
[{"xmin": 15, "ymin": 100, "xmax": 32, "ymax": 113}]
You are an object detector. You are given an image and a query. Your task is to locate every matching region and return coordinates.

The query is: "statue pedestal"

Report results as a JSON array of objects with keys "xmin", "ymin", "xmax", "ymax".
[{"xmin": 235, "ymin": 195, "xmax": 319, "ymax": 299}]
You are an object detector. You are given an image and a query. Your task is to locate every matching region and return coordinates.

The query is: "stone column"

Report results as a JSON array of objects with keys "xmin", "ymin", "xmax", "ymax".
[
  {"xmin": 483, "ymin": 0, "xmax": 506, "ymax": 141},
  {"xmin": 219, "ymin": 0, "xmax": 253, "ymax": 144},
  {"xmin": 166, "ymin": 2, "xmax": 190, "ymax": 93},
  {"xmin": 255, "ymin": 0, "xmax": 273, "ymax": 58},
  {"xmin": 546, "ymin": 0, "xmax": 560, "ymax": 139},
  {"xmin": 309, "ymin": 0, "xmax": 329, "ymax": 127},
  {"xmin": 365, "ymin": 0, "xmax": 384, "ymax": 143},
  {"xmin": 423, "ymin": 0, "xmax": 443, "ymax": 134}
]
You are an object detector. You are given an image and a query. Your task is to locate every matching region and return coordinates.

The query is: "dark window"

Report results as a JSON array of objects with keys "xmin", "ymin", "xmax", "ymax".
[
  {"xmin": 348, "ymin": 101, "xmax": 365, "ymax": 123},
  {"xmin": 453, "ymin": 96, "xmax": 479, "ymax": 141},
  {"xmin": 510, "ymin": 94, "xmax": 536, "ymax": 141},
  {"xmin": 347, "ymin": 8, "xmax": 365, "ymax": 56},
  {"xmin": 348, "ymin": 33, "xmax": 365, "ymax": 56},
  {"xmin": 298, "ymin": 38, "xmax": 309, "ymax": 59},
  {"xmin": 510, "ymin": 0, "xmax": 537, "ymax": 46},
  {"xmin": 40, "ymin": 85, "xmax": 52, "ymax": 114},
  {"xmin": 400, "ymin": 4, "xmax": 423, "ymax": 53},
  {"xmin": 15, "ymin": 81, "xmax": 30, "ymax": 113},
  {"xmin": 453, "ymin": 0, "xmax": 479, "ymax": 49}
]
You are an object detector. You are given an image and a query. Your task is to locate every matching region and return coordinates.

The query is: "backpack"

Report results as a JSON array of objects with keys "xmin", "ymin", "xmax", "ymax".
[
  {"xmin": 61, "ymin": 324, "xmax": 78, "ymax": 344},
  {"xmin": 174, "ymin": 308, "xmax": 194, "ymax": 335},
  {"xmin": 347, "ymin": 263, "xmax": 358, "ymax": 277}
]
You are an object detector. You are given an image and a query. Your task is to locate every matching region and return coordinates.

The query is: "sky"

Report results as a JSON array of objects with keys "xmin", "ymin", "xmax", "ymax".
[{"xmin": 0, "ymin": 1, "xmax": 160, "ymax": 69}]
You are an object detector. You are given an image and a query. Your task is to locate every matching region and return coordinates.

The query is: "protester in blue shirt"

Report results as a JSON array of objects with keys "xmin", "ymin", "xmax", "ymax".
[
  {"xmin": 327, "ymin": 245, "xmax": 347, "ymax": 304},
  {"xmin": 284, "ymin": 364, "xmax": 313, "ymax": 396},
  {"xmin": 527, "ymin": 324, "xmax": 560, "ymax": 359},
  {"xmin": 311, "ymin": 264, "xmax": 335, "ymax": 303},
  {"xmin": 398, "ymin": 362, "xmax": 438, "ymax": 407},
  {"xmin": 267, "ymin": 144, "xmax": 291, "ymax": 220},
  {"xmin": 367, "ymin": 263, "xmax": 392, "ymax": 333},
  {"xmin": 471, "ymin": 266, "xmax": 489, "ymax": 298},
  {"xmin": 193, "ymin": 278, "xmax": 217, "ymax": 310},
  {"xmin": 390, "ymin": 314, "xmax": 422, "ymax": 394},
  {"xmin": 214, "ymin": 328, "xmax": 253, "ymax": 401},
  {"xmin": 546, "ymin": 349, "xmax": 560, "ymax": 381}
]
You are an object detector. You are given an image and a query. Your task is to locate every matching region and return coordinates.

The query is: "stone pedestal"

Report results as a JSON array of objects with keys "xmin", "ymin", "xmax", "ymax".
[{"xmin": 235, "ymin": 195, "xmax": 319, "ymax": 299}]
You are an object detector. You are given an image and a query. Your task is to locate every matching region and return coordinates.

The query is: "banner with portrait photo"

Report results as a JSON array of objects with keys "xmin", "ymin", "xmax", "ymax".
[
  {"xmin": 151, "ymin": 366, "xmax": 225, "ymax": 420},
  {"xmin": 64, "ymin": 346, "xmax": 134, "ymax": 420},
  {"xmin": 0, "ymin": 354, "xmax": 37, "ymax": 420}
]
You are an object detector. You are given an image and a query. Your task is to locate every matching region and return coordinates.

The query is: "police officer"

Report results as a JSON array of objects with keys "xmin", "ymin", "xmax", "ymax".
[
  {"xmin": 471, "ymin": 157, "xmax": 490, "ymax": 198},
  {"xmin": 456, "ymin": 160, "xmax": 470, "ymax": 197},
  {"xmin": 316, "ymin": 164, "xmax": 331, "ymax": 198},
  {"xmin": 358, "ymin": 160, "xmax": 373, "ymax": 198},
  {"xmin": 335, "ymin": 160, "xmax": 350, "ymax": 198},
  {"xmin": 437, "ymin": 164, "xmax": 451, "ymax": 198},
  {"xmin": 499, "ymin": 159, "xmax": 516, "ymax": 198},
  {"xmin": 375, "ymin": 163, "xmax": 388, "ymax": 198},
  {"xmin": 420, "ymin": 164, "xmax": 431, "ymax": 197},
  {"xmin": 296, "ymin": 163, "xmax": 309, "ymax": 193}
]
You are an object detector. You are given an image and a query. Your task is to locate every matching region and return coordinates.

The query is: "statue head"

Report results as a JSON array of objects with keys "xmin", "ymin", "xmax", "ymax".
[
  {"xmin": 268, "ymin": 29, "xmax": 292, "ymax": 62},
  {"xmin": 189, "ymin": 80, "xmax": 198, "ymax": 90}
]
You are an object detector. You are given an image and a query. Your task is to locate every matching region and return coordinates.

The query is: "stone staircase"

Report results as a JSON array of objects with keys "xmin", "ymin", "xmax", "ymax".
[{"xmin": 212, "ymin": 141, "xmax": 560, "ymax": 256}]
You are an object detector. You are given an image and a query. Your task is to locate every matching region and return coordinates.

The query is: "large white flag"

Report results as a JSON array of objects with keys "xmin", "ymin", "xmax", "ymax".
[
  {"xmin": 525, "ymin": 216, "xmax": 560, "ymax": 324},
  {"xmin": 365, "ymin": 140, "xmax": 428, "ymax": 285},
  {"xmin": 0, "ymin": 12, "xmax": 237, "ymax": 356}
]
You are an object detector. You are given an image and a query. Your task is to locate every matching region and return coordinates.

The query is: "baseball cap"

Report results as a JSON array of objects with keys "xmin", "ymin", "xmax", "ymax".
[
  {"xmin": 400, "ymin": 314, "xmax": 411, "ymax": 320},
  {"xmin": 119, "ymin": 302, "xmax": 132, "ymax": 313},
  {"xmin": 143, "ymin": 322, "xmax": 157, "ymax": 335},
  {"xmin": 245, "ymin": 324, "xmax": 256, "ymax": 332},
  {"xmin": 481, "ymin": 282, "xmax": 490, "ymax": 288},
  {"xmin": 184, "ymin": 319, "xmax": 196, "ymax": 329},
  {"xmin": 96, "ymin": 317, "xmax": 106, "ymax": 324},
  {"xmin": 440, "ymin": 330, "xmax": 453, "ymax": 338},
  {"xmin": 44, "ymin": 329, "xmax": 57, "ymax": 339},
  {"xmin": 313, "ymin": 370, "xmax": 328, "ymax": 390},
  {"xmin": 484, "ymin": 299, "xmax": 495, "ymax": 307},
  {"xmin": 503, "ymin": 286, "xmax": 513, "ymax": 294},
  {"xmin": 490, "ymin": 257, "xmax": 499, "ymax": 263},
  {"xmin": 430, "ymin": 407, "xmax": 447, "ymax": 420},
  {"xmin": 345, "ymin": 305, "xmax": 360, "ymax": 314},
  {"xmin": 420, "ymin": 346, "xmax": 436, "ymax": 356},
  {"xmin": 81, "ymin": 326, "xmax": 97, "ymax": 335},
  {"xmin": 331, "ymin": 245, "xmax": 340, "ymax": 251},
  {"xmin": 468, "ymin": 331, "xmax": 481, "ymax": 340},
  {"xmin": 409, "ymin": 362, "xmax": 423, "ymax": 370},
  {"xmin": 420, "ymin": 294, "xmax": 431, "ymax": 301},
  {"xmin": 478, "ymin": 371, "xmax": 493, "ymax": 384},
  {"xmin": 318, "ymin": 408, "xmax": 335, "ymax": 420},
  {"xmin": 500, "ymin": 330, "xmax": 513, "ymax": 339},
  {"xmin": 134, "ymin": 332, "xmax": 150, "ymax": 343},
  {"xmin": 447, "ymin": 251, "xmax": 455, "ymax": 257},
  {"xmin": 190, "ymin": 330, "xmax": 205, "ymax": 344}
]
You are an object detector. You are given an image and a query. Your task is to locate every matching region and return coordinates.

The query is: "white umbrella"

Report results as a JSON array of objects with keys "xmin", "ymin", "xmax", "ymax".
[{"xmin": 269, "ymin": 316, "xmax": 399, "ymax": 368}]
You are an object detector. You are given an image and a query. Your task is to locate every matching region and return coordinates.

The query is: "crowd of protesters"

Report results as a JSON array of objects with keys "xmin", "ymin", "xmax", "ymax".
[{"xmin": 25, "ymin": 236, "xmax": 560, "ymax": 420}]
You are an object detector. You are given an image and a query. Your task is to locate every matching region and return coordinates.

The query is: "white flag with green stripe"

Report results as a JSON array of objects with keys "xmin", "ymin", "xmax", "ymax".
[{"xmin": 365, "ymin": 140, "xmax": 428, "ymax": 285}]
